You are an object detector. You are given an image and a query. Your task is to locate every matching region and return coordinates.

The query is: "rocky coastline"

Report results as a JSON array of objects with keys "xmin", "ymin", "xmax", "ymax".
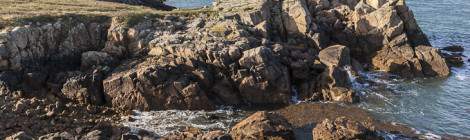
[{"xmin": 0, "ymin": 0, "xmax": 463, "ymax": 139}]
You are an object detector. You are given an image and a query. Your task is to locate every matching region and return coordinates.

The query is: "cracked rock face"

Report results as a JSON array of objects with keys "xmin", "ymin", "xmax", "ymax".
[
  {"xmin": 312, "ymin": 117, "xmax": 380, "ymax": 140},
  {"xmin": 230, "ymin": 111, "xmax": 295, "ymax": 140},
  {"xmin": 0, "ymin": 0, "xmax": 450, "ymax": 114},
  {"xmin": 0, "ymin": 0, "xmax": 455, "ymax": 139}
]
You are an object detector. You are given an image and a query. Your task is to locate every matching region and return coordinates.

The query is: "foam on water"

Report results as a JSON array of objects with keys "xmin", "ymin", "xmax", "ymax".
[
  {"xmin": 122, "ymin": 107, "xmax": 248, "ymax": 136},
  {"xmin": 455, "ymin": 74, "xmax": 468, "ymax": 81}
]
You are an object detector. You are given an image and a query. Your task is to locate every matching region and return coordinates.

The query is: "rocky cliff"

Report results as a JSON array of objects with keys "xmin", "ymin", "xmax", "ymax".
[
  {"xmin": 0, "ymin": 0, "xmax": 450, "ymax": 112},
  {"xmin": 0, "ymin": 0, "xmax": 456, "ymax": 139}
]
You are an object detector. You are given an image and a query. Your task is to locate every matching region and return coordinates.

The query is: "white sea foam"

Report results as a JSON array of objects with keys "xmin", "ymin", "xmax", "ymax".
[
  {"xmin": 121, "ymin": 108, "xmax": 247, "ymax": 137},
  {"xmin": 422, "ymin": 132, "xmax": 442, "ymax": 140},
  {"xmin": 290, "ymin": 87, "xmax": 302, "ymax": 104},
  {"xmin": 456, "ymin": 74, "xmax": 468, "ymax": 81}
]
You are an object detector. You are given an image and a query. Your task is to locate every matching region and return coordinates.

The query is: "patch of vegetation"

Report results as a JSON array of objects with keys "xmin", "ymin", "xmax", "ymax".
[
  {"xmin": 2, "ymin": 14, "xmax": 111, "ymax": 28},
  {"xmin": 0, "ymin": 0, "xmax": 217, "ymax": 28}
]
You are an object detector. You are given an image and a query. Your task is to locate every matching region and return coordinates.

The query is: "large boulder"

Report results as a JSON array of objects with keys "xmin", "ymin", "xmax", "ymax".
[
  {"xmin": 372, "ymin": 37, "xmax": 450, "ymax": 77},
  {"xmin": 282, "ymin": 0, "xmax": 313, "ymax": 36},
  {"xmin": 230, "ymin": 111, "xmax": 295, "ymax": 140},
  {"xmin": 81, "ymin": 51, "xmax": 115, "ymax": 69},
  {"xmin": 236, "ymin": 46, "xmax": 291, "ymax": 105},
  {"xmin": 312, "ymin": 117, "xmax": 379, "ymax": 140},
  {"xmin": 103, "ymin": 59, "xmax": 216, "ymax": 110},
  {"xmin": 318, "ymin": 45, "xmax": 351, "ymax": 68},
  {"xmin": 372, "ymin": 44, "xmax": 424, "ymax": 78},
  {"xmin": 415, "ymin": 45, "xmax": 450, "ymax": 77}
]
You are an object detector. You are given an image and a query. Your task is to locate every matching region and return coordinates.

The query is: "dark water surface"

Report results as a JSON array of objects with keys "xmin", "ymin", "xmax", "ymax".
[{"xmin": 161, "ymin": 0, "xmax": 470, "ymax": 137}]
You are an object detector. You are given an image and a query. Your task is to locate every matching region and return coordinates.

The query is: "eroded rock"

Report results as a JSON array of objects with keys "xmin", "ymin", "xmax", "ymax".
[
  {"xmin": 236, "ymin": 46, "xmax": 291, "ymax": 105},
  {"xmin": 312, "ymin": 117, "xmax": 380, "ymax": 140},
  {"xmin": 230, "ymin": 111, "xmax": 294, "ymax": 140}
]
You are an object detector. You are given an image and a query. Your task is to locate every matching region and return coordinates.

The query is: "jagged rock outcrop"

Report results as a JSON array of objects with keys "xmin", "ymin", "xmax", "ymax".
[
  {"xmin": 236, "ymin": 46, "xmax": 291, "ymax": 105},
  {"xmin": 414, "ymin": 45, "xmax": 450, "ymax": 77},
  {"xmin": 230, "ymin": 111, "xmax": 295, "ymax": 140},
  {"xmin": 0, "ymin": 0, "xmax": 459, "ymax": 138},
  {"xmin": 312, "ymin": 117, "xmax": 380, "ymax": 140},
  {"xmin": 318, "ymin": 45, "xmax": 357, "ymax": 102},
  {"xmin": 0, "ymin": 21, "xmax": 107, "ymax": 71},
  {"xmin": 0, "ymin": 0, "xmax": 451, "ymax": 113},
  {"xmin": 352, "ymin": 0, "xmax": 448, "ymax": 77},
  {"xmin": 103, "ymin": 58, "xmax": 216, "ymax": 110}
]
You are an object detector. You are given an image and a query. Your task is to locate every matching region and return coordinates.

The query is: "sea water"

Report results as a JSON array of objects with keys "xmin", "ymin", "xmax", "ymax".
[{"xmin": 359, "ymin": 0, "xmax": 470, "ymax": 137}]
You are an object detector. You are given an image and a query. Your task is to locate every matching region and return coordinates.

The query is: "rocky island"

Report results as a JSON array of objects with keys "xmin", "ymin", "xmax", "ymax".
[{"xmin": 0, "ymin": 0, "xmax": 464, "ymax": 139}]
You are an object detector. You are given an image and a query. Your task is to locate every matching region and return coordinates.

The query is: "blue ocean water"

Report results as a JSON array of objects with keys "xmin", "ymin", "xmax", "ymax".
[
  {"xmin": 164, "ymin": 0, "xmax": 470, "ymax": 137},
  {"xmin": 359, "ymin": 0, "xmax": 470, "ymax": 137},
  {"xmin": 165, "ymin": 0, "xmax": 212, "ymax": 8}
]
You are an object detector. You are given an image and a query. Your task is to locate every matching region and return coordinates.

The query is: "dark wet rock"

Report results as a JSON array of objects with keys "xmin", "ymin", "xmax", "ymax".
[
  {"xmin": 442, "ymin": 53, "xmax": 465, "ymax": 67},
  {"xmin": 23, "ymin": 72, "xmax": 48, "ymax": 91},
  {"xmin": 97, "ymin": 0, "xmax": 176, "ymax": 10},
  {"xmin": 441, "ymin": 45, "xmax": 464, "ymax": 52},
  {"xmin": 230, "ymin": 111, "xmax": 295, "ymax": 140},
  {"xmin": 312, "ymin": 117, "xmax": 380, "ymax": 140}
]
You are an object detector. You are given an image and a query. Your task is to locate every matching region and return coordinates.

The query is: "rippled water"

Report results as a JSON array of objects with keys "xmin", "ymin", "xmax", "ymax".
[
  {"xmin": 165, "ymin": 0, "xmax": 212, "ymax": 8},
  {"xmin": 360, "ymin": 0, "xmax": 470, "ymax": 137},
  {"xmin": 159, "ymin": 0, "xmax": 470, "ymax": 137}
]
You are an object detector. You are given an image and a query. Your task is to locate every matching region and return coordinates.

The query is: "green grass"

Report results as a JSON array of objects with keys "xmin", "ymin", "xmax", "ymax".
[{"xmin": 0, "ymin": 0, "xmax": 216, "ymax": 28}]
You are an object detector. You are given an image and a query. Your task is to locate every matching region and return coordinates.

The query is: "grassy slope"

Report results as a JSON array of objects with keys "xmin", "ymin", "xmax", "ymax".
[{"xmin": 0, "ymin": 0, "xmax": 214, "ymax": 28}]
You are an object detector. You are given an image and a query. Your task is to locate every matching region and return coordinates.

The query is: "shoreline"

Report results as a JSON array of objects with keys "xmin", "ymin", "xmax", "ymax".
[{"xmin": 1, "ymin": 0, "xmax": 467, "ymax": 139}]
